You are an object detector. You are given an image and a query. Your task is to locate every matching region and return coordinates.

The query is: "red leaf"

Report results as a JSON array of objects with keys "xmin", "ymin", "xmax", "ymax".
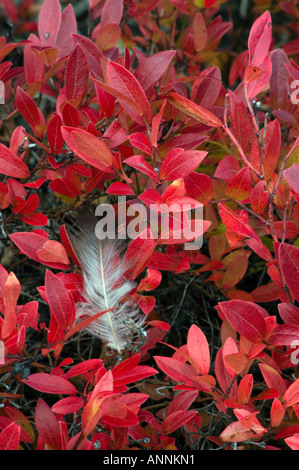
[
  {"xmin": 24, "ymin": 373, "xmax": 77, "ymax": 395},
  {"xmin": 214, "ymin": 155, "xmax": 240, "ymax": 181},
  {"xmin": 283, "ymin": 378, "xmax": 299, "ymax": 408},
  {"xmin": 215, "ymin": 349, "xmax": 238, "ymax": 395},
  {"xmin": 129, "ymin": 133, "xmax": 152, "ymax": 155},
  {"xmin": 35, "ymin": 398, "xmax": 61, "ymax": 450},
  {"xmin": 51, "ymin": 397, "xmax": 84, "ymax": 415},
  {"xmin": 148, "ymin": 251, "xmax": 190, "ymax": 273},
  {"xmin": 0, "ymin": 143, "xmax": 30, "ymax": 178},
  {"xmin": 262, "ymin": 120, "xmax": 280, "ymax": 180},
  {"xmin": 96, "ymin": 85, "xmax": 115, "ymax": 118},
  {"xmin": 193, "ymin": 13, "xmax": 207, "ymax": 52},
  {"xmin": 244, "ymin": 65, "xmax": 265, "ymax": 83},
  {"xmin": 112, "ymin": 354, "xmax": 157, "ymax": 387},
  {"xmin": 0, "ymin": 0, "xmax": 17, "ymax": 23},
  {"xmin": 107, "ymin": 61, "xmax": 152, "ymax": 124},
  {"xmin": 248, "ymin": 11, "xmax": 272, "ymax": 67},
  {"xmin": 107, "ymin": 182, "xmax": 135, "ymax": 196},
  {"xmin": 245, "ymin": 238, "xmax": 272, "ymax": 262},
  {"xmin": 92, "ymin": 76, "xmax": 143, "ymax": 120},
  {"xmin": 259, "ymin": 363, "xmax": 287, "ymax": 398},
  {"xmin": 38, "ymin": 0, "xmax": 61, "ymax": 47},
  {"xmin": 187, "ymin": 325, "xmax": 210, "ymax": 375},
  {"xmin": 134, "ymin": 50, "xmax": 176, "ymax": 92},
  {"xmin": 2, "ymin": 272, "xmax": 20, "ymax": 338},
  {"xmin": 32, "ymin": 45, "xmax": 58, "ymax": 68},
  {"xmin": 191, "ymin": 67, "xmax": 221, "ymax": 108},
  {"xmin": 251, "ymin": 282, "xmax": 282, "ymax": 303},
  {"xmin": 237, "ymin": 374, "xmax": 253, "ymax": 405},
  {"xmin": 9, "ymin": 232, "xmax": 70, "ymax": 270},
  {"xmin": 166, "ymin": 390, "xmax": 198, "ymax": 415},
  {"xmin": 270, "ymin": 398, "xmax": 285, "ymax": 427},
  {"xmin": 72, "ymin": 34, "xmax": 104, "ymax": 77},
  {"xmin": 162, "ymin": 410, "xmax": 198, "ymax": 434},
  {"xmin": 147, "ymin": 320, "xmax": 170, "ymax": 331},
  {"xmin": 55, "ymin": 4, "xmax": 77, "ymax": 61},
  {"xmin": 123, "ymin": 155, "xmax": 159, "ymax": 181},
  {"xmin": 247, "ymin": 56, "xmax": 272, "ymax": 99},
  {"xmin": 270, "ymin": 49, "xmax": 290, "ymax": 109},
  {"xmin": 66, "ymin": 359, "xmax": 103, "ymax": 378},
  {"xmin": 37, "ymin": 239, "xmax": 70, "ymax": 268},
  {"xmin": 154, "ymin": 356, "xmax": 201, "ymax": 389},
  {"xmin": 64, "ymin": 308, "xmax": 113, "ymax": 341},
  {"xmin": 285, "ymin": 434, "xmax": 299, "ymax": 450},
  {"xmin": 17, "ymin": 300, "xmax": 39, "ymax": 331},
  {"xmin": 166, "ymin": 92, "xmax": 222, "ymax": 127},
  {"xmin": 23, "ymin": 177, "xmax": 46, "ymax": 189},
  {"xmin": 99, "ymin": 0, "xmax": 123, "ymax": 27},
  {"xmin": 253, "ymin": 388, "xmax": 279, "ymax": 401},
  {"xmin": 95, "ymin": 24, "xmax": 121, "ymax": 52},
  {"xmin": 218, "ymin": 300, "xmax": 267, "ymax": 343},
  {"xmin": 137, "ymin": 294, "xmax": 156, "ymax": 314},
  {"xmin": 61, "ymin": 127, "xmax": 113, "ymax": 172},
  {"xmin": 5, "ymin": 407, "xmax": 34, "ymax": 443},
  {"xmin": 278, "ymin": 243, "xmax": 299, "ymax": 302},
  {"xmin": 125, "ymin": 228, "xmax": 158, "ymax": 280},
  {"xmin": 220, "ymin": 418, "xmax": 265, "ymax": 443},
  {"xmin": 138, "ymin": 268, "xmax": 162, "ymax": 291},
  {"xmin": 251, "ymin": 180, "xmax": 268, "ymax": 214},
  {"xmin": 21, "ymin": 212, "xmax": 48, "ymax": 226},
  {"xmin": 284, "ymin": 164, "xmax": 299, "ymax": 203},
  {"xmin": 65, "ymin": 44, "xmax": 89, "ymax": 101},
  {"xmin": 275, "ymin": 425, "xmax": 299, "ymax": 440},
  {"xmin": 17, "ymin": 193, "xmax": 39, "ymax": 215},
  {"xmin": 151, "ymin": 100, "xmax": 166, "ymax": 147},
  {"xmin": 16, "ymin": 87, "xmax": 45, "ymax": 136},
  {"xmin": 229, "ymin": 91, "xmax": 252, "ymax": 154},
  {"xmin": 45, "ymin": 270, "xmax": 76, "ymax": 329},
  {"xmin": 160, "ymin": 148, "xmax": 208, "ymax": 181},
  {"xmin": 268, "ymin": 324, "xmax": 299, "ymax": 346},
  {"xmin": 225, "ymin": 167, "xmax": 252, "ymax": 201},
  {"xmin": 60, "ymin": 224, "xmax": 81, "ymax": 268},
  {"xmin": 0, "ymin": 422, "xmax": 21, "ymax": 450},
  {"xmin": 62, "ymin": 102, "xmax": 81, "ymax": 127},
  {"xmin": 222, "ymin": 336, "xmax": 239, "ymax": 377}
]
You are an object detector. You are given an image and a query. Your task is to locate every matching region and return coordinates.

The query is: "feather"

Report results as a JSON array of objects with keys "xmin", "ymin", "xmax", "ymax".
[{"xmin": 66, "ymin": 206, "xmax": 145, "ymax": 353}]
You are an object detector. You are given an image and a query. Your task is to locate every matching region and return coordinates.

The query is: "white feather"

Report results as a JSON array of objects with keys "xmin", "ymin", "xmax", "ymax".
[{"xmin": 67, "ymin": 207, "xmax": 145, "ymax": 352}]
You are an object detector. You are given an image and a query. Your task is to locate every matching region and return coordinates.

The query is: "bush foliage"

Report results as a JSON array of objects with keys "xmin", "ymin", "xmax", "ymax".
[{"xmin": 1, "ymin": 0, "xmax": 299, "ymax": 451}]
